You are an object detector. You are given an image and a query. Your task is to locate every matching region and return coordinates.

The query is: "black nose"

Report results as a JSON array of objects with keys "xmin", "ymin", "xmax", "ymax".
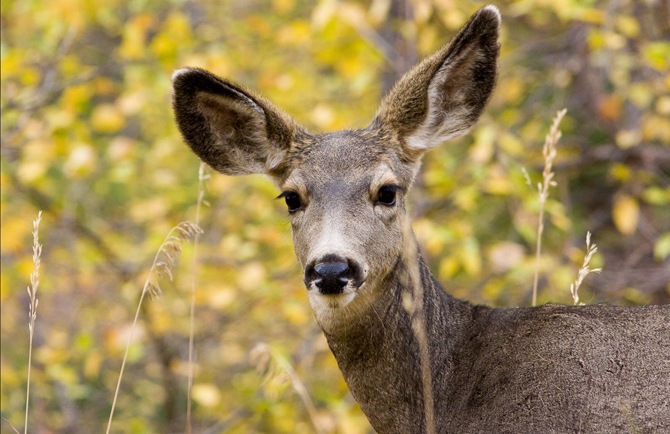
[{"xmin": 305, "ymin": 255, "xmax": 360, "ymax": 295}]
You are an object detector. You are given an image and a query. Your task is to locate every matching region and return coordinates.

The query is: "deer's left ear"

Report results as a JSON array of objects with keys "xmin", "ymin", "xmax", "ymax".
[{"xmin": 373, "ymin": 5, "xmax": 500, "ymax": 153}]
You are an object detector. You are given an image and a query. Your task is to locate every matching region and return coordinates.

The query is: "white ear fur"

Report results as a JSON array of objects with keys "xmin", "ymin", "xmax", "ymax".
[
  {"xmin": 404, "ymin": 65, "xmax": 474, "ymax": 150},
  {"xmin": 401, "ymin": 5, "xmax": 501, "ymax": 151}
]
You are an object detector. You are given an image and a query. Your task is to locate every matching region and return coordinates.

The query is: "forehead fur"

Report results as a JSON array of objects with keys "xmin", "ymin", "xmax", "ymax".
[{"xmin": 284, "ymin": 128, "xmax": 418, "ymax": 189}]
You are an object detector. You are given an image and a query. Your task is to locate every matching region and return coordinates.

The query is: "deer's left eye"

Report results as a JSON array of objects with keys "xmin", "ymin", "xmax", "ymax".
[{"xmin": 376, "ymin": 185, "xmax": 400, "ymax": 206}]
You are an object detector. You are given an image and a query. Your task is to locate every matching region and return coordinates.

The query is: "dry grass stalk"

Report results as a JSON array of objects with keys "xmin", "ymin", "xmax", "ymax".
[
  {"xmin": 23, "ymin": 210, "xmax": 42, "ymax": 434},
  {"xmin": 187, "ymin": 162, "xmax": 209, "ymax": 434},
  {"xmin": 530, "ymin": 108, "xmax": 567, "ymax": 306},
  {"xmin": 570, "ymin": 232, "xmax": 602, "ymax": 305},
  {"xmin": 1, "ymin": 417, "xmax": 21, "ymax": 434},
  {"xmin": 400, "ymin": 216, "xmax": 435, "ymax": 434},
  {"xmin": 250, "ymin": 343, "xmax": 325, "ymax": 434},
  {"xmin": 106, "ymin": 221, "xmax": 202, "ymax": 434}
]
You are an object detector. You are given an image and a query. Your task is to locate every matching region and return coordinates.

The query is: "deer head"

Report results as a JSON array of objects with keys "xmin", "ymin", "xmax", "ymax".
[{"xmin": 172, "ymin": 5, "xmax": 500, "ymax": 333}]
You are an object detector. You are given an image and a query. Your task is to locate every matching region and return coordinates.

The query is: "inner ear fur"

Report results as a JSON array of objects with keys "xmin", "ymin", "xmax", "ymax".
[
  {"xmin": 373, "ymin": 5, "xmax": 501, "ymax": 154},
  {"xmin": 172, "ymin": 68, "xmax": 298, "ymax": 177}
]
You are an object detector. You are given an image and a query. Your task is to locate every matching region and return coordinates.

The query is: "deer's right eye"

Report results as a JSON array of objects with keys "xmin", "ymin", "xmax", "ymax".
[{"xmin": 279, "ymin": 191, "xmax": 302, "ymax": 213}]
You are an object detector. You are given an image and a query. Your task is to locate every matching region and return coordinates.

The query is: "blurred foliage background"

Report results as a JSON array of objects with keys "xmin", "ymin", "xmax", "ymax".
[{"xmin": 1, "ymin": 0, "xmax": 669, "ymax": 432}]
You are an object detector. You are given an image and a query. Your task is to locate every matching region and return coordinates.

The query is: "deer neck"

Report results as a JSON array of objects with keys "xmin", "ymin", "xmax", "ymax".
[{"xmin": 322, "ymin": 254, "xmax": 474, "ymax": 431}]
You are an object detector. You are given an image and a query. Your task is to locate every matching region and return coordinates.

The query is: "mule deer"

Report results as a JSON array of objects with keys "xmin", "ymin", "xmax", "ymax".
[{"xmin": 172, "ymin": 6, "xmax": 670, "ymax": 433}]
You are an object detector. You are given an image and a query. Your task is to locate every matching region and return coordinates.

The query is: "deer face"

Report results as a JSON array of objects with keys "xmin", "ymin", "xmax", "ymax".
[
  {"xmin": 172, "ymin": 6, "xmax": 500, "ymax": 330},
  {"xmin": 279, "ymin": 129, "xmax": 415, "ymax": 323}
]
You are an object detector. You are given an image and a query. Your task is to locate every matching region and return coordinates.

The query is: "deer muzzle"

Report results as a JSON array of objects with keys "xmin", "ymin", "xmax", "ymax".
[{"xmin": 304, "ymin": 254, "xmax": 363, "ymax": 295}]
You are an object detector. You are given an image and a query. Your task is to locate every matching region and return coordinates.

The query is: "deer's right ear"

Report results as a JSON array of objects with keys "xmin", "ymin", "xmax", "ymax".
[{"xmin": 172, "ymin": 68, "xmax": 297, "ymax": 177}]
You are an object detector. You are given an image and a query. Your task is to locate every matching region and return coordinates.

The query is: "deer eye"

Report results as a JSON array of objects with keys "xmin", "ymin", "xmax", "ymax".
[
  {"xmin": 376, "ymin": 185, "xmax": 400, "ymax": 206},
  {"xmin": 278, "ymin": 191, "xmax": 302, "ymax": 213}
]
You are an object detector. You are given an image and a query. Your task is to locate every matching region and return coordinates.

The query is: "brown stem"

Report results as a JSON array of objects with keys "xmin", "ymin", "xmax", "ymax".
[{"xmin": 187, "ymin": 163, "xmax": 206, "ymax": 433}]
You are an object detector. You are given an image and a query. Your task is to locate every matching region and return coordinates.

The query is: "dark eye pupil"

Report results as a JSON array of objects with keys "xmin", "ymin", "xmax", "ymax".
[
  {"xmin": 284, "ymin": 193, "xmax": 301, "ymax": 212},
  {"xmin": 378, "ymin": 187, "xmax": 396, "ymax": 205}
]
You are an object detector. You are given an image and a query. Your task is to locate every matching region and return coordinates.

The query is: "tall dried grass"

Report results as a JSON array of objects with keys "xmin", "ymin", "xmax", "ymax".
[
  {"xmin": 250, "ymin": 343, "xmax": 325, "ymax": 434},
  {"xmin": 400, "ymin": 215, "xmax": 435, "ymax": 434},
  {"xmin": 105, "ymin": 221, "xmax": 202, "ymax": 434},
  {"xmin": 2, "ymin": 211, "xmax": 42, "ymax": 434},
  {"xmin": 526, "ymin": 108, "xmax": 567, "ymax": 306},
  {"xmin": 3, "ymin": 211, "xmax": 44, "ymax": 434},
  {"xmin": 24, "ymin": 211, "xmax": 42, "ymax": 434},
  {"xmin": 187, "ymin": 162, "xmax": 208, "ymax": 434},
  {"xmin": 570, "ymin": 232, "xmax": 602, "ymax": 305}
]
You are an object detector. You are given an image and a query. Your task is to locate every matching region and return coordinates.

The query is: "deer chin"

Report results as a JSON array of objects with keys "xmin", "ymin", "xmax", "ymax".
[
  {"xmin": 307, "ymin": 284, "xmax": 357, "ymax": 308},
  {"xmin": 307, "ymin": 279, "xmax": 382, "ymax": 333},
  {"xmin": 306, "ymin": 282, "xmax": 367, "ymax": 330}
]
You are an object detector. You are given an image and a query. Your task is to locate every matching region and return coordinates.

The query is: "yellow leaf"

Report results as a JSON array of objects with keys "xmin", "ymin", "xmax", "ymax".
[
  {"xmin": 412, "ymin": 219, "xmax": 434, "ymax": 246},
  {"xmin": 163, "ymin": 12, "xmax": 192, "ymax": 42},
  {"xmin": 612, "ymin": 194, "xmax": 639, "ymax": 235},
  {"xmin": 641, "ymin": 114, "xmax": 670, "ymax": 143},
  {"xmin": 310, "ymin": 104, "xmax": 335, "ymax": 129},
  {"xmin": 499, "ymin": 132, "xmax": 523, "ymax": 155},
  {"xmin": 418, "ymin": 26, "xmax": 438, "ymax": 55},
  {"xmin": 587, "ymin": 28, "xmax": 606, "ymax": 51},
  {"xmin": 655, "ymin": 96, "xmax": 670, "ymax": 116},
  {"xmin": 208, "ymin": 287, "xmax": 236, "ymax": 310},
  {"xmin": 117, "ymin": 91, "xmax": 146, "ymax": 115},
  {"xmin": 483, "ymin": 165, "xmax": 513, "ymax": 195},
  {"xmin": 91, "ymin": 104, "xmax": 125, "ymax": 133},
  {"xmin": 616, "ymin": 15, "xmax": 640, "ymax": 38},
  {"xmin": 64, "ymin": 144, "xmax": 98, "ymax": 178},
  {"xmin": 0, "ymin": 273, "xmax": 10, "ymax": 301},
  {"xmin": 414, "ymin": 0, "xmax": 432, "ymax": 24},
  {"xmin": 609, "ymin": 163, "xmax": 631, "ymax": 182},
  {"xmin": 84, "ymin": 352, "xmax": 103, "ymax": 379},
  {"xmin": 643, "ymin": 42, "xmax": 670, "ymax": 71},
  {"xmin": 129, "ymin": 197, "xmax": 169, "ymax": 223},
  {"xmin": 604, "ymin": 31, "xmax": 626, "ymax": 50},
  {"xmin": 118, "ymin": 13, "xmax": 155, "ymax": 60},
  {"xmin": 439, "ymin": 256, "xmax": 459, "ymax": 279},
  {"xmin": 368, "ymin": 0, "xmax": 391, "ymax": 26},
  {"xmin": 598, "ymin": 95, "xmax": 622, "ymax": 121},
  {"xmin": 283, "ymin": 300, "xmax": 309, "ymax": 325},
  {"xmin": 0, "ymin": 217, "xmax": 30, "ymax": 254},
  {"xmin": 311, "ymin": 0, "xmax": 337, "ymax": 29},
  {"xmin": 642, "ymin": 187, "xmax": 670, "ymax": 205},
  {"xmin": 488, "ymin": 242, "xmax": 525, "ymax": 273},
  {"xmin": 107, "ymin": 137, "xmax": 135, "ymax": 162},
  {"xmin": 628, "ymin": 82, "xmax": 653, "ymax": 109},
  {"xmin": 61, "ymin": 84, "xmax": 91, "ymax": 114},
  {"xmin": 438, "ymin": 9, "xmax": 466, "ymax": 30},
  {"xmin": 580, "ymin": 8, "xmax": 605, "ymax": 24},
  {"xmin": 615, "ymin": 129, "xmax": 641, "ymax": 149},
  {"xmin": 192, "ymin": 384, "xmax": 221, "ymax": 408},
  {"xmin": 469, "ymin": 125, "xmax": 495, "ymax": 164},
  {"xmin": 339, "ymin": 3, "xmax": 367, "ymax": 28},
  {"xmin": 93, "ymin": 77, "xmax": 117, "ymax": 96},
  {"xmin": 459, "ymin": 238, "xmax": 481, "ymax": 276},
  {"xmin": 654, "ymin": 233, "xmax": 670, "ymax": 261},
  {"xmin": 150, "ymin": 33, "xmax": 177, "ymax": 61},
  {"xmin": 18, "ymin": 160, "xmax": 48, "ymax": 183},
  {"xmin": 237, "ymin": 262, "xmax": 266, "ymax": 291},
  {"xmin": 500, "ymin": 77, "xmax": 524, "ymax": 104},
  {"xmin": 272, "ymin": 0, "xmax": 295, "ymax": 13}
]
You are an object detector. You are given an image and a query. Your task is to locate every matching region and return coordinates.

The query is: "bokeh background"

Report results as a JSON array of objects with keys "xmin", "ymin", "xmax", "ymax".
[{"xmin": 1, "ymin": 0, "xmax": 669, "ymax": 432}]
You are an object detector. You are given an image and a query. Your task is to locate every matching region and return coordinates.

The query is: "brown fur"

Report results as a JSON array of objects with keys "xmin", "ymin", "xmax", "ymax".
[{"xmin": 172, "ymin": 6, "xmax": 670, "ymax": 433}]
